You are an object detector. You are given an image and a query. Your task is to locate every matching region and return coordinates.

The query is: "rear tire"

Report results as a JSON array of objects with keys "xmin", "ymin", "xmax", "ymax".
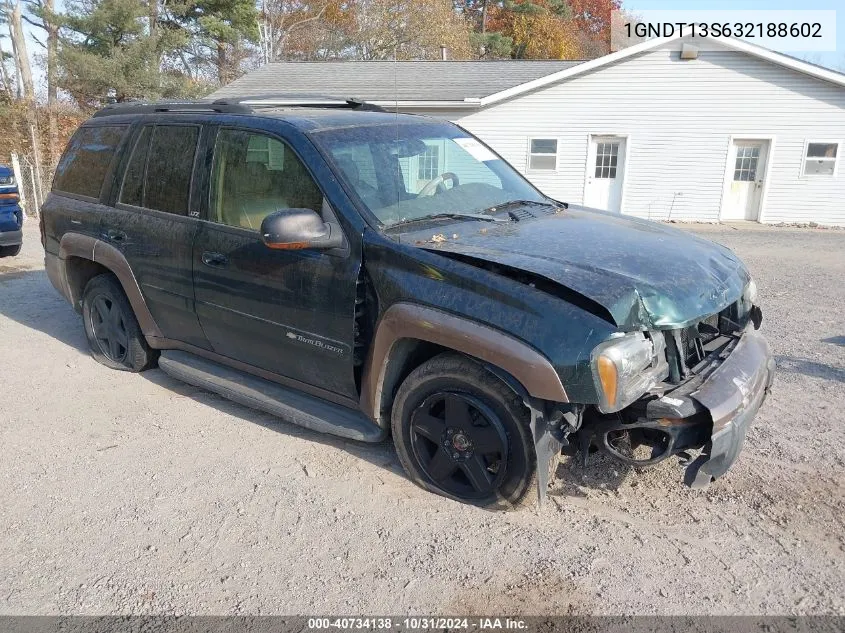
[
  {"xmin": 81, "ymin": 273, "xmax": 158, "ymax": 372},
  {"xmin": 0, "ymin": 244, "xmax": 21, "ymax": 257},
  {"xmin": 391, "ymin": 353, "xmax": 537, "ymax": 510}
]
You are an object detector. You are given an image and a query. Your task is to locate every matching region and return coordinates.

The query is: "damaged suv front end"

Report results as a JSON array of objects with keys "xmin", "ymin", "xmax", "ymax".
[
  {"xmin": 578, "ymin": 285, "xmax": 774, "ymax": 488},
  {"xmin": 313, "ymin": 118, "xmax": 774, "ymax": 500},
  {"xmin": 403, "ymin": 203, "xmax": 776, "ymax": 493}
]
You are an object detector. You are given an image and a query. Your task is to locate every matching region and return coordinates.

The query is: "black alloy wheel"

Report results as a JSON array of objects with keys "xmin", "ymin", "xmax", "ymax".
[
  {"xmin": 409, "ymin": 392, "xmax": 509, "ymax": 499},
  {"xmin": 81, "ymin": 273, "xmax": 158, "ymax": 372},
  {"xmin": 391, "ymin": 353, "xmax": 538, "ymax": 509},
  {"xmin": 90, "ymin": 294, "xmax": 130, "ymax": 363}
]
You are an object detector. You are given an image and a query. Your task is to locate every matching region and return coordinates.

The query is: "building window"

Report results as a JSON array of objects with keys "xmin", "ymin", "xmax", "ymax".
[
  {"xmin": 734, "ymin": 144, "xmax": 760, "ymax": 182},
  {"xmin": 418, "ymin": 144, "xmax": 440, "ymax": 181},
  {"xmin": 594, "ymin": 142, "xmax": 620, "ymax": 179},
  {"xmin": 528, "ymin": 139, "xmax": 557, "ymax": 170},
  {"xmin": 802, "ymin": 142, "xmax": 839, "ymax": 176}
]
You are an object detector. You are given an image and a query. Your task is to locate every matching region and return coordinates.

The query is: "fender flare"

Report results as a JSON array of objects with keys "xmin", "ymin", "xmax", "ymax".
[
  {"xmin": 359, "ymin": 302, "xmax": 568, "ymax": 426},
  {"xmin": 56, "ymin": 232, "xmax": 163, "ymax": 339}
]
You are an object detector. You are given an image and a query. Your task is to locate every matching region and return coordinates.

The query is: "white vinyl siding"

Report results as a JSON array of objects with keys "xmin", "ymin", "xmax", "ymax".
[{"xmin": 434, "ymin": 43, "xmax": 845, "ymax": 225}]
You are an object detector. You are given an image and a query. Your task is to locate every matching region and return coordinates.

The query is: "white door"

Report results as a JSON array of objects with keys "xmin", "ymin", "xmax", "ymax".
[
  {"xmin": 584, "ymin": 136, "xmax": 626, "ymax": 212},
  {"xmin": 722, "ymin": 140, "xmax": 769, "ymax": 221}
]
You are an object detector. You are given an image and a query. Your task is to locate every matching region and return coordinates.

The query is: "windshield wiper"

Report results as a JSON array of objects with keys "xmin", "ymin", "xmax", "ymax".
[
  {"xmin": 386, "ymin": 212, "xmax": 510, "ymax": 230},
  {"xmin": 485, "ymin": 199, "xmax": 561, "ymax": 213}
]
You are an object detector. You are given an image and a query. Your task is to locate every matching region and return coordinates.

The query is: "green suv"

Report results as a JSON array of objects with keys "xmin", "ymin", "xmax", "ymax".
[{"xmin": 40, "ymin": 98, "xmax": 774, "ymax": 509}]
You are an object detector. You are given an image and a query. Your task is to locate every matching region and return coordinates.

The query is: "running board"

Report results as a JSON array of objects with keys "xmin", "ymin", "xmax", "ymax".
[{"xmin": 158, "ymin": 350, "xmax": 387, "ymax": 443}]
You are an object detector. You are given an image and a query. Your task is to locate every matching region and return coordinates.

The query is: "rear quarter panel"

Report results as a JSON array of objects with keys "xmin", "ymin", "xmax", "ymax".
[{"xmin": 42, "ymin": 192, "xmax": 109, "ymax": 256}]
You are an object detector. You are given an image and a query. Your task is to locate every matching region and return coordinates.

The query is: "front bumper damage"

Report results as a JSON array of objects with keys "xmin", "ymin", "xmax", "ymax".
[
  {"xmin": 580, "ymin": 325, "xmax": 774, "ymax": 487},
  {"xmin": 533, "ymin": 320, "xmax": 774, "ymax": 502},
  {"xmin": 682, "ymin": 326, "xmax": 775, "ymax": 486}
]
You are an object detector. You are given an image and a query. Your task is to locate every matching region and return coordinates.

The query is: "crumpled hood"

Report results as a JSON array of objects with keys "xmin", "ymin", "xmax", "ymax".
[{"xmin": 408, "ymin": 206, "xmax": 750, "ymax": 330}]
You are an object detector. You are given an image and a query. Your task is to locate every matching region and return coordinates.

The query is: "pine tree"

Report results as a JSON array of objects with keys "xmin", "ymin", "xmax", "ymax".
[
  {"xmin": 56, "ymin": 0, "xmax": 192, "ymax": 105},
  {"xmin": 167, "ymin": 0, "xmax": 259, "ymax": 85}
]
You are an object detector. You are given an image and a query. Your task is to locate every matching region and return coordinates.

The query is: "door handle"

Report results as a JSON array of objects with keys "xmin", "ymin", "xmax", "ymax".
[
  {"xmin": 102, "ymin": 230, "xmax": 127, "ymax": 242},
  {"xmin": 202, "ymin": 251, "xmax": 229, "ymax": 267}
]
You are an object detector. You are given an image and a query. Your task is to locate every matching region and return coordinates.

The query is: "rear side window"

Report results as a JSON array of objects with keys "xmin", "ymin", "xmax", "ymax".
[
  {"xmin": 53, "ymin": 126, "xmax": 127, "ymax": 198},
  {"xmin": 120, "ymin": 127, "xmax": 151, "ymax": 207},
  {"xmin": 118, "ymin": 124, "xmax": 199, "ymax": 215}
]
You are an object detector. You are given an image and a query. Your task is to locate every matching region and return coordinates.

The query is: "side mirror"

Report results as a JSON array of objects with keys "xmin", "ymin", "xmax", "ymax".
[{"xmin": 260, "ymin": 208, "xmax": 344, "ymax": 251}]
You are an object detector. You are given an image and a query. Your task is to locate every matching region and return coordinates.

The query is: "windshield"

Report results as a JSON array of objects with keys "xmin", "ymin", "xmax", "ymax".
[{"xmin": 311, "ymin": 122, "xmax": 546, "ymax": 227}]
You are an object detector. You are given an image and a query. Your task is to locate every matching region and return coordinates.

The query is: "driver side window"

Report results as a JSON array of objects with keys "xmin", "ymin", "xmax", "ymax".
[{"xmin": 209, "ymin": 129, "xmax": 323, "ymax": 231}]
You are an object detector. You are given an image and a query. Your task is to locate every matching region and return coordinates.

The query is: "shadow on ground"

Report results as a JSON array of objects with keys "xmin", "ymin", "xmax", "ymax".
[
  {"xmin": 0, "ymin": 269, "xmax": 401, "ymax": 480},
  {"xmin": 0, "ymin": 269, "xmax": 90, "ymax": 354},
  {"xmin": 776, "ymin": 354, "xmax": 845, "ymax": 383},
  {"xmin": 0, "ymin": 268, "xmax": 625, "ymax": 499},
  {"xmin": 550, "ymin": 450, "xmax": 639, "ymax": 498}
]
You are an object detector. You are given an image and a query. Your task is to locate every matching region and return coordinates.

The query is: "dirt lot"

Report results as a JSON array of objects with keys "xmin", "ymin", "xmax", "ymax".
[{"xmin": 0, "ymin": 220, "xmax": 843, "ymax": 616}]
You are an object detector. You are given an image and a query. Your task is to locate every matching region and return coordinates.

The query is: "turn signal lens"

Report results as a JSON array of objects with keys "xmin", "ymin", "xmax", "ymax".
[
  {"xmin": 597, "ymin": 355, "xmax": 618, "ymax": 409},
  {"xmin": 265, "ymin": 241, "xmax": 309, "ymax": 250}
]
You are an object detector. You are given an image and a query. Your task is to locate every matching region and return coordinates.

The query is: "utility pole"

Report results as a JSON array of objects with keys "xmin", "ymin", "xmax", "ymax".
[{"xmin": 45, "ymin": 0, "xmax": 59, "ymax": 168}]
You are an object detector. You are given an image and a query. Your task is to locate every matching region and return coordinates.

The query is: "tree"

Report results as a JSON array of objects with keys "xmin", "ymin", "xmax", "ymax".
[
  {"xmin": 2, "ymin": 0, "xmax": 34, "ymax": 98},
  {"xmin": 0, "ymin": 13, "xmax": 17, "ymax": 98},
  {"xmin": 342, "ymin": 0, "xmax": 472, "ymax": 61},
  {"xmin": 168, "ymin": 0, "xmax": 259, "ymax": 85},
  {"xmin": 3, "ymin": 0, "xmax": 45, "ymax": 203},
  {"xmin": 453, "ymin": 0, "xmax": 494, "ymax": 33},
  {"xmin": 56, "ymin": 0, "xmax": 193, "ymax": 105},
  {"xmin": 259, "ymin": 0, "xmax": 350, "ymax": 63},
  {"xmin": 486, "ymin": 0, "xmax": 579, "ymax": 59},
  {"xmin": 608, "ymin": 8, "xmax": 644, "ymax": 53},
  {"xmin": 470, "ymin": 30, "xmax": 512, "ymax": 58},
  {"xmin": 567, "ymin": 0, "xmax": 621, "ymax": 56},
  {"xmin": 24, "ymin": 0, "xmax": 61, "ymax": 165},
  {"xmin": 255, "ymin": 0, "xmax": 471, "ymax": 63},
  {"xmin": 467, "ymin": 0, "xmax": 624, "ymax": 59}
]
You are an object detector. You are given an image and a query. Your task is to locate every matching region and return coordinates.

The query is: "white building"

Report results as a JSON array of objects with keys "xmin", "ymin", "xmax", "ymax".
[{"xmin": 210, "ymin": 36, "xmax": 845, "ymax": 225}]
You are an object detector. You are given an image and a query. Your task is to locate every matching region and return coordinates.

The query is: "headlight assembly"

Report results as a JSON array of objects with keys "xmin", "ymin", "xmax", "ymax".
[
  {"xmin": 738, "ymin": 278, "xmax": 758, "ymax": 319},
  {"xmin": 592, "ymin": 331, "xmax": 669, "ymax": 413},
  {"xmin": 743, "ymin": 278, "xmax": 758, "ymax": 305}
]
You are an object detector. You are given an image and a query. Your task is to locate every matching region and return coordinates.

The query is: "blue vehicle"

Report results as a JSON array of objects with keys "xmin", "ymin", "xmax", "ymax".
[{"xmin": 0, "ymin": 165, "xmax": 23, "ymax": 257}]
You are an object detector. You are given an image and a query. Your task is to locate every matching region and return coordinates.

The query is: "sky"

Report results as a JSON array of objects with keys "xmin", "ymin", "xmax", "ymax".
[{"xmin": 625, "ymin": 0, "xmax": 844, "ymax": 71}]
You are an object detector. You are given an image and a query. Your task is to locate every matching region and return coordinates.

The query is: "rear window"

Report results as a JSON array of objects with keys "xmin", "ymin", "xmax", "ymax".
[{"xmin": 53, "ymin": 125, "xmax": 127, "ymax": 198}]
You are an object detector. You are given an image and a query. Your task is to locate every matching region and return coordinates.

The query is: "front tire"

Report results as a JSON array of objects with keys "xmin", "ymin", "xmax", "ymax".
[
  {"xmin": 82, "ymin": 273, "xmax": 158, "ymax": 372},
  {"xmin": 391, "ymin": 353, "xmax": 537, "ymax": 510}
]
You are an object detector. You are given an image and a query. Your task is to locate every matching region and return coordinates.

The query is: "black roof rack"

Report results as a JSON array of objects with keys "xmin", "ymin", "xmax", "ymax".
[
  {"xmin": 212, "ymin": 94, "xmax": 386, "ymax": 112},
  {"xmin": 91, "ymin": 94, "xmax": 386, "ymax": 118},
  {"xmin": 91, "ymin": 100, "xmax": 252, "ymax": 118}
]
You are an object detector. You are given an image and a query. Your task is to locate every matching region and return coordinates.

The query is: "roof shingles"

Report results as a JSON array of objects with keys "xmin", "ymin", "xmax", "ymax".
[{"xmin": 208, "ymin": 60, "xmax": 584, "ymax": 102}]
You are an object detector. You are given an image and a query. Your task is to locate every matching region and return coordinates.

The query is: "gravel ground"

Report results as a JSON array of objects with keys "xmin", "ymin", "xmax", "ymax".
[{"xmin": 0, "ymin": 220, "xmax": 843, "ymax": 616}]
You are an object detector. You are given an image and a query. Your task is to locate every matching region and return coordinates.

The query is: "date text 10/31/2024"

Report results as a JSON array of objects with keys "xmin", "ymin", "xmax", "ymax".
[{"xmin": 307, "ymin": 618, "xmax": 529, "ymax": 630}]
